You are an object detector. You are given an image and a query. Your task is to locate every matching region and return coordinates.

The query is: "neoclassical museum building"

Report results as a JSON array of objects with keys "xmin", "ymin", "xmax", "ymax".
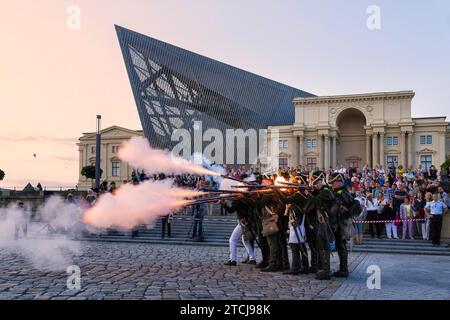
[
  {"xmin": 268, "ymin": 90, "xmax": 450, "ymax": 170},
  {"xmin": 113, "ymin": 26, "xmax": 449, "ymax": 172}
]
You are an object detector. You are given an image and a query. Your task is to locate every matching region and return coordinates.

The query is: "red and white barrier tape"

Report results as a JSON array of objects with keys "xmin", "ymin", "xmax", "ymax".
[{"xmin": 353, "ymin": 218, "xmax": 425, "ymax": 224}]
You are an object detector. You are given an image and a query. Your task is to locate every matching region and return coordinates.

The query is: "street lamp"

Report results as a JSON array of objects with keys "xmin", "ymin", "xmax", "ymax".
[{"xmin": 95, "ymin": 115, "xmax": 101, "ymax": 190}]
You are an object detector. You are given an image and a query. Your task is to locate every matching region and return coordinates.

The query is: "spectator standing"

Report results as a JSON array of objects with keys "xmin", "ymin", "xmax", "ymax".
[
  {"xmin": 373, "ymin": 182, "xmax": 383, "ymax": 199},
  {"xmin": 192, "ymin": 203, "xmax": 206, "ymax": 241},
  {"xmin": 428, "ymin": 165, "xmax": 438, "ymax": 181},
  {"xmin": 161, "ymin": 213, "xmax": 173, "ymax": 239},
  {"xmin": 383, "ymin": 199, "xmax": 398, "ymax": 239},
  {"xmin": 400, "ymin": 196, "xmax": 414, "ymax": 239},
  {"xmin": 413, "ymin": 191, "xmax": 426, "ymax": 238},
  {"xmin": 14, "ymin": 200, "xmax": 29, "ymax": 240},
  {"xmin": 353, "ymin": 191, "xmax": 366, "ymax": 245},
  {"xmin": 365, "ymin": 192, "xmax": 381, "ymax": 239},
  {"xmin": 393, "ymin": 184, "xmax": 407, "ymax": 218},
  {"xmin": 425, "ymin": 193, "xmax": 448, "ymax": 246},
  {"xmin": 438, "ymin": 186, "xmax": 450, "ymax": 207}
]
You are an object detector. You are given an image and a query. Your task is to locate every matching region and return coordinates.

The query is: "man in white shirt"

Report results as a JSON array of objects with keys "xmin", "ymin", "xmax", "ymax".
[
  {"xmin": 365, "ymin": 193, "xmax": 381, "ymax": 239},
  {"xmin": 425, "ymin": 193, "xmax": 448, "ymax": 245},
  {"xmin": 353, "ymin": 191, "xmax": 366, "ymax": 245}
]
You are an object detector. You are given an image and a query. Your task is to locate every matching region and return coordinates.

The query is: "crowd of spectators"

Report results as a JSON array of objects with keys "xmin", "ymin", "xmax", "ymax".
[{"xmin": 87, "ymin": 162, "xmax": 450, "ymax": 244}]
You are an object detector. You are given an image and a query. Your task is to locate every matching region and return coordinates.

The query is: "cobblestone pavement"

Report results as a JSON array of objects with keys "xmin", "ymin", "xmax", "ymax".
[
  {"xmin": 0, "ymin": 241, "xmax": 366, "ymax": 300},
  {"xmin": 331, "ymin": 253, "xmax": 450, "ymax": 300}
]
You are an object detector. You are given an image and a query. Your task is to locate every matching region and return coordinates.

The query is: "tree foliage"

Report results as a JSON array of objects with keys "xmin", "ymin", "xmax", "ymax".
[
  {"xmin": 441, "ymin": 158, "xmax": 450, "ymax": 172},
  {"xmin": 81, "ymin": 165, "xmax": 102, "ymax": 180}
]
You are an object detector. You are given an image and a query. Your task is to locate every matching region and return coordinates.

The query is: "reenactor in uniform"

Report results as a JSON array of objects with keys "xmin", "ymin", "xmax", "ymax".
[
  {"xmin": 328, "ymin": 173, "xmax": 362, "ymax": 277},
  {"xmin": 222, "ymin": 196, "xmax": 257, "ymax": 266},
  {"xmin": 244, "ymin": 193, "xmax": 288, "ymax": 272},
  {"xmin": 275, "ymin": 189, "xmax": 310, "ymax": 274}
]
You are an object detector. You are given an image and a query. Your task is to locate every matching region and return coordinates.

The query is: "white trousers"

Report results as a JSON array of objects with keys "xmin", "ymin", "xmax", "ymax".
[
  {"xmin": 229, "ymin": 224, "xmax": 255, "ymax": 262},
  {"xmin": 421, "ymin": 219, "xmax": 430, "ymax": 240},
  {"xmin": 385, "ymin": 223, "xmax": 398, "ymax": 239}
]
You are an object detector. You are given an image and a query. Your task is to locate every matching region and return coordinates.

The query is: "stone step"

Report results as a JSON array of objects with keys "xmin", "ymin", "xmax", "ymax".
[
  {"xmin": 350, "ymin": 243, "xmax": 450, "ymax": 252},
  {"xmin": 361, "ymin": 239, "xmax": 444, "ymax": 247},
  {"xmin": 79, "ymin": 237, "xmax": 450, "ymax": 256},
  {"xmin": 350, "ymin": 247, "xmax": 450, "ymax": 256}
]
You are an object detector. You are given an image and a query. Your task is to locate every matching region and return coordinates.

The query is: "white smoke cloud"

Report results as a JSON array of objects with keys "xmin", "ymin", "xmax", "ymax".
[
  {"xmin": 219, "ymin": 178, "xmax": 245, "ymax": 191},
  {"xmin": 0, "ymin": 199, "xmax": 81, "ymax": 271},
  {"xmin": 83, "ymin": 179, "xmax": 203, "ymax": 229},
  {"xmin": 191, "ymin": 152, "xmax": 227, "ymax": 186},
  {"xmin": 118, "ymin": 137, "xmax": 220, "ymax": 176}
]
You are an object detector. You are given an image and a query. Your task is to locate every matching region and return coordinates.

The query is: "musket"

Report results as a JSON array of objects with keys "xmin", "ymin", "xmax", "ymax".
[
  {"xmin": 185, "ymin": 194, "xmax": 238, "ymax": 205},
  {"xmin": 203, "ymin": 188, "xmax": 274, "ymax": 195},
  {"xmin": 232, "ymin": 184, "xmax": 310, "ymax": 189},
  {"xmin": 220, "ymin": 175, "xmax": 252, "ymax": 184}
]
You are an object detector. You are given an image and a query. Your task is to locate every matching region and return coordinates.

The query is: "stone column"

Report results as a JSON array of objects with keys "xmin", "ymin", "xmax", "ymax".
[
  {"xmin": 299, "ymin": 135, "xmax": 304, "ymax": 166},
  {"xmin": 372, "ymin": 133, "xmax": 378, "ymax": 167},
  {"xmin": 332, "ymin": 135, "xmax": 337, "ymax": 168},
  {"xmin": 324, "ymin": 135, "xmax": 330, "ymax": 169},
  {"xmin": 400, "ymin": 131, "xmax": 406, "ymax": 167},
  {"xmin": 78, "ymin": 147, "xmax": 83, "ymax": 178},
  {"xmin": 318, "ymin": 134, "xmax": 323, "ymax": 168},
  {"xmin": 85, "ymin": 144, "xmax": 89, "ymax": 166},
  {"xmin": 407, "ymin": 131, "xmax": 413, "ymax": 168},
  {"xmin": 379, "ymin": 132, "xmax": 385, "ymax": 168},
  {"xmin": 366, "ymin": 134, "xmax": 371, "ymax": 168}
]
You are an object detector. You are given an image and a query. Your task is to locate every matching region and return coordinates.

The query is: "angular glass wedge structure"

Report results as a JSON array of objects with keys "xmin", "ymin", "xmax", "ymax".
[{"xmin": 115, "ymin": 25, "xmax": 315, "ymax": 163}]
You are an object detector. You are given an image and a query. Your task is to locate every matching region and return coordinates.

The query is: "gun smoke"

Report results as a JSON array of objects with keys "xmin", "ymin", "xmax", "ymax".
[
  {"xmin": 0, "ymin": 197, "xmax": 81, "ymax": 271},
  {"xmin": 83, "ymin": 179, "xmax": 203, "ymax": 229},
  {"xmin": 118, "ymin": 136, "xmax": 220, "ymax": 176}
]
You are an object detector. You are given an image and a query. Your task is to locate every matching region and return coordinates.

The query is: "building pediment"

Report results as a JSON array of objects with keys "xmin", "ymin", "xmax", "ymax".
[
  {"xmin": 304, "ymin": 151, "xmax": 318, "ymax": 157},
  {"xmin": 80, "ymin": 126, "xmax": 143, "ymax": 141},
  {"xmin": 416, "ymin": 148, "xmax": 436, "ymax": 155},
  {"xmin": 278, "ymin": 152, "xmax": 290, "ymax": 157},
  {"xmin": 385, "ymin": 149, "xmax": 400, "ymax": 155}
]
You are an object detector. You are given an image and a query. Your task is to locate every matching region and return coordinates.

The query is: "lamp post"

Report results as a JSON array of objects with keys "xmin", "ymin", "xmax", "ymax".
[{"xmin": 95, "ymin": 115, "xmax": 101, "ymax": 190}]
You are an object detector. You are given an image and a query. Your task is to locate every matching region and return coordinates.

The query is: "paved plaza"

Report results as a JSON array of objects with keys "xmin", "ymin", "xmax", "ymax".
[{"xmin": 0, "ymin": 241, "xmax": 449, "ymax": 300}]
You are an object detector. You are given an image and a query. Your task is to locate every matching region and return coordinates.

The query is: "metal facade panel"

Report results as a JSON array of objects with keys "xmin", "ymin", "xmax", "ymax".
[{"xmin": 115, "ymin": 25, "xmax": 315, "ymax": 158}]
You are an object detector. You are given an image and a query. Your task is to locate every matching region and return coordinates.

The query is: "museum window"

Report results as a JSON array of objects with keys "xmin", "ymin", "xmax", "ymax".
[
  {"xmin": 279, "ymin": 140, "xmax": 288, "ymax": 149},
  {"xmin": 393, "ymin": 136, "xmax": 398, "ymax": 145},
  {"xmin": 387, "ymin": 156, "xmax": 398, "ymax": 167},
  {"xmin": 112, "ymin": 161, "xmax": 121, "ymax": 177},
  {"xmin": 279, "ymin": 157, "xmax": 288, "ymax": 167},
  {"xmin": 306, "ymin": 157, "xmax": 316, "ymax": 170},
  {"xmin": 421, "ymin": 135, "xmax": 432, "ymax": 144},
  {"xmin": 386, "ymin": 136, "xmax": 392, "ymax": 145},
  {"xmin": 420, "ymin": 155, "xmax": 432, "ymax": 170},
  {"xmin": 91, "ymin": 146, "xmax": 95, "ymax": 154},
  {"xmin": 307, "ymin": 139, "xmax": 317, "ymax": 148}
]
